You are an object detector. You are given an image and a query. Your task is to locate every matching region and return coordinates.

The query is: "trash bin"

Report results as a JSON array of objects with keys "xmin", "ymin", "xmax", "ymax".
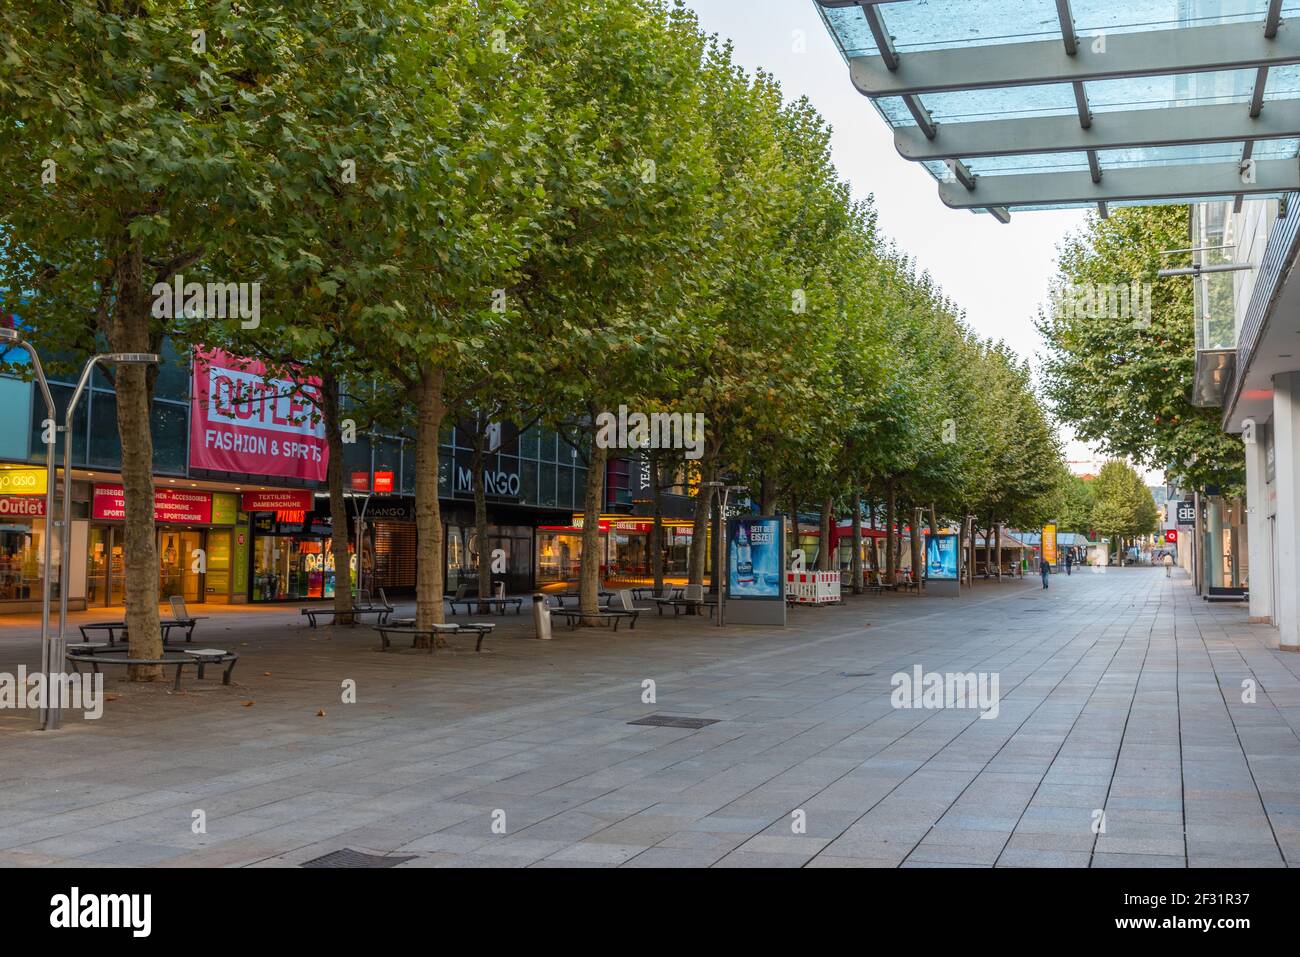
[{"xmin": 532, "ymin": 594, "xmax": 552, "ymax": 640}]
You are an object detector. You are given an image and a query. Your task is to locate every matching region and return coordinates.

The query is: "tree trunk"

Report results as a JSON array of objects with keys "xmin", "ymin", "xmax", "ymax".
[
  {"xmin": 107, "ymin": 244, "xmax": 161, "ymax": 679},
  {"xmin": 911, "ymin": 507, "xmax": 923, "ymax": 587},
  {"xmin": 579, "ymin": 424, "xmax": 608, "ymax": 620},
  {"xmin": 850, "ymin": 488, "xmax": 863, "ymax": 594},
  {"xmin": 787, "ymin": 489, "xmax": 799, "ymax": 568},
  {"xmin": 414, "ymin": 367, "xmax": 446, "ymax": 640},
  {"xmin": 818, "ymin": 497, "xmax": 833, "ymax": 571},
  {"xmin": 117, "ymin": 358, "xmax": 162, "ymax": 677},
  {"xmin": 885, "ymin": 480, "xmax": 896, "ymax": 585},
  {"xmin": 993, "ymin": 522, "xmax": 1001, "ymax": 580},
  {"xmin": 688, "ymin": 459, "xmax": 715, "ymax": 588},
  {"xmin": 320, "ymin": 370, "xmax": 352, "ymax": 619},
  {"xmin": 759, "ymin": 471, "xmax": 774, "ymax": 515},
  {"xmin": 650, "ymin": 452, "xmax": 665, "ymax": 593},
  {"xmin": 473, "ymin": 427, "xmax": 491, "ymax": 614}
]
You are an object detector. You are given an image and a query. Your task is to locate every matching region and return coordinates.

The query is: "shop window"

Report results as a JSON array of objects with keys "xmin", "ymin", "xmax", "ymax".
[
  {"xmin": 539, "ymin": 464, "xmax": 556, "ymax": 507},
  {"xmin": 520, "ymin": 460, "xmax": 537, "ymax": 505},
  {"xmin": 537, "ymin": 427, "xmax": 557, "ymax": 462},
  {"xmin": 87, "ymin": 390, "xmax": 121, "ymax": 467},
  {"xmin": 518, "ymin": 425, "xmax": 540, "ymax": 460},
  {"xmin": 0, "ymin": 376, "xmax": 32, "ymax": 461},
  {"xmin": 151, "ymin": 401, "xmax": 188, "ymax": 473},
  {"xmin": 28, "ymin": 383, "xmax": 87, "ymax": 464},
  {"xmin": 154, "ymin": 338, "xmax": 190, "ymax": 401},
  {"xmin": 343, "ymin": 434, "xmax": 371, "ymax": 477},
  {"xmin": 401, "ymin": 441, "xmax": 415, "ymax": 495},
  {"xmin": 557, "ymin": 465, "xmax": 573, "ymax": 509}
]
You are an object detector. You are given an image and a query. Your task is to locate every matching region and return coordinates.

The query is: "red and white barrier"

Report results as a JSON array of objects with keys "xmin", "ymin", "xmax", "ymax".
[{"xmin": 786, "ymin": 570, "xmax": 841, "ymax": 604}]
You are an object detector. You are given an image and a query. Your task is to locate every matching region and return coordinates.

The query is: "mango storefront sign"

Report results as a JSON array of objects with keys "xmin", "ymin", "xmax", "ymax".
[{"xmin": 0, "ymin": 469, "xmax": 47, "ymax": 496}]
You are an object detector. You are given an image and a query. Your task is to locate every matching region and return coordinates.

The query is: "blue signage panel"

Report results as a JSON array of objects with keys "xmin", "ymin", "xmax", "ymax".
[
  {"xmin": 925, "ymin": 533, "xmax": 959, "ymax": 581},
  {"xmin": 728, "ymin": 516, "xmax": 783, "ymax": 600}
]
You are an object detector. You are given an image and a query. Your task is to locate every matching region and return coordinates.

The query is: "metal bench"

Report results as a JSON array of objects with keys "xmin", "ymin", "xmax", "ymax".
[
  {"xmin": 168, "ymin": 596, "xmax": 209, "ymax": 641},
  {"xmin": 65, "ymin": 648, "xmax": 238, "ymax": 692},
  {"xmin": 301, "ymin": 604, "xmax": 392, "ymax": 627},
  {"xmin": 447, "ymin": 596, "xmax": 523, "ymax": 616},
  {"xmin": 374, "ymin": 622, "xmax": 495, "ymax": 654},
  {"xmin": 78, "ymin": 620, "xmax": 185, "ymax": 645},
  {"xmin": 552, "ymin": 607, "xmax": 639, "ymax": 631}
]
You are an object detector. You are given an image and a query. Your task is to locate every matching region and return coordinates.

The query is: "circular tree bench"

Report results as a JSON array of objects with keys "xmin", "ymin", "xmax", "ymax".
[{"xmin": 65, "ymin": 648, "xmax": 239, "ymax": 692}]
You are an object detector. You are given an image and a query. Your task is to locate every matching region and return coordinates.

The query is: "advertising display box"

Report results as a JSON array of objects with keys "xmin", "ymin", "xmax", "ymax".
[
  {"xmin": 926, "ymin": 531, "xmax": 961, "ymax": 597},
  {"xmin": 726, "ymin": 515, "xmax": 786, "ymax": 626}
]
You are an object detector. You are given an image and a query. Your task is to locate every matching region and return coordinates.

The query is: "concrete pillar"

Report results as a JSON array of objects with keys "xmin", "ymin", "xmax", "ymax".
[
  {"xmin": 1273, "ymin": 372, "xmax": 1300, "ymax": 650},
  {"xmin": 1246, "ymin": 427, "xmax": 1274, "ymax": 624}
]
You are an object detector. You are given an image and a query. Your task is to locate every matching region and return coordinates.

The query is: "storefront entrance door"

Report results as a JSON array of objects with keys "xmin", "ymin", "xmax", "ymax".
[{"xmin": 158, "ymin": 529, "xmax": 204, "ymax": 603}]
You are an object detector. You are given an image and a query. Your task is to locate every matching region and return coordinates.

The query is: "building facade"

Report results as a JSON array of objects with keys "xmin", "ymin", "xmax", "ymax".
[{"xmin": 0, "ymin": 338, "xmax": 694, "ymax": 612}]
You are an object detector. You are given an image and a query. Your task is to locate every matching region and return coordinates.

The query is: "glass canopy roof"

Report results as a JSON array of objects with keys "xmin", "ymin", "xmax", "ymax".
[{"xmin": 816, "ymin": 0, "xmax": 1300, "ymax": 219}]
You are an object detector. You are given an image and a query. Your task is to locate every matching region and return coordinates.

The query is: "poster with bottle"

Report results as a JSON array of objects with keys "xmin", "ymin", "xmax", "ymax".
[
  {"xmin": 728, "ymin": 516, "xmax": 783, "ymax": 599},
  {"xmin": 925, "ymin": 532, "xmax": 959, "ymax": 580}
]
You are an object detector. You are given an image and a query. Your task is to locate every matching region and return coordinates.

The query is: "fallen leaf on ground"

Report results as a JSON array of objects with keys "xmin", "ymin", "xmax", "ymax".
[
  {"xmin": 242, "ymin": 701, "xmax": 255, "ymax": 707},
  {"xmin": 316, "ymin": 709, "xmax": 326, "ymax": 717}
]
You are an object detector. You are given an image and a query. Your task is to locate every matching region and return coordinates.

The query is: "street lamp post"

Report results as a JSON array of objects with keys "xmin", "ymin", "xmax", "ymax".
[
  {"xmin": 0, "ymin": 329, "xmax": 59, "ymax": 730},
  {"xmin": 50, "ymin": 352, "xmax": 159, "ymax": 731},
  {"xmin": 701, "ymin": 481, "xmax": 747, "ymax": 628}
]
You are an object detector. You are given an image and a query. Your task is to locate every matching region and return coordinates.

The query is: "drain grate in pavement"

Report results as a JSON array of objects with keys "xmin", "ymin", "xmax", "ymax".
[
  {"xmin": 839, "ymin": 672, "xmax": 875, "ymax": 677},
  {"xmin": 300, "ymin": 848, "xmax": 416, "ymax": 869},
  {"xmin": 628, "ymin": 714, "xmax": 720, "ymax": 729}
]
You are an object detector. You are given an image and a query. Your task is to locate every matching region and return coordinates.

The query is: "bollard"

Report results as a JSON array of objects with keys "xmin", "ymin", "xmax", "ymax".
[{"xmin": 532, "ymin": 594, "xmax": 552, "ymax": 640}]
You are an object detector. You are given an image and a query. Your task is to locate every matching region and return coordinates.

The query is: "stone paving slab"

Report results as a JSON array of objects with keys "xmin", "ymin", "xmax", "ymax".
[{"xmin": 0, "ymin": 568, "xmax": 1295, "ymax": 867}]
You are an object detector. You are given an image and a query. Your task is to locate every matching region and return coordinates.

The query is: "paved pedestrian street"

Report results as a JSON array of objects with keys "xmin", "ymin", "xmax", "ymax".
[{"xmin": 1, "ymin": 567, "xmax": 1296, "ymax": 868}]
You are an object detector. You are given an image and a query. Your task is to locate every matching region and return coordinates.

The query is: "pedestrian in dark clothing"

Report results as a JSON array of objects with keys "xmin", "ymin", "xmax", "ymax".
[
  {"xmin": 1065, "ymin": 552, "xmax": 1073, "ymax": 576},
  {"xmin": 1040, "ymin": 556, "xmax": 1050, "ymax": 589}
]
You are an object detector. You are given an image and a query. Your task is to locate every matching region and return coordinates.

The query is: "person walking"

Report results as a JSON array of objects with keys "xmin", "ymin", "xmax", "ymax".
[
  {"xmin": 1040, "ymin": 555, "xmax": 1050, "ymax": 589},
  {"xmin": 1164, "ymin": 552, "xmax": 1174, "ymax": 578},
  {"xmin": 1065, "ymin": 551, "xmax": 1073, "ymax": 576}
]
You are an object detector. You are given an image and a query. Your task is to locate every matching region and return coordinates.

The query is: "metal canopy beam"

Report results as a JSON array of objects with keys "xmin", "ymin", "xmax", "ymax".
[
  {"xmin": 861, "ymin": 2, "xmax": 898, "ymax": 71},
  {"xmin": 1266, "ymin": 0, "xmax": 1284, "ymax": 39},
  {"xmin": 894, "ymin": 98, "xmax": 1300, "ymax": 160},
  {"xmin": 849, "ymin": 21, "xmax": 1300, "ymax": 96},
  {"xmin": 935, "ymin": 158, "xmax": 1300, "ymax": 209},
  {"xmin": 1055, "ymin": 0, "xmax": 1077, "ymax": 56}
]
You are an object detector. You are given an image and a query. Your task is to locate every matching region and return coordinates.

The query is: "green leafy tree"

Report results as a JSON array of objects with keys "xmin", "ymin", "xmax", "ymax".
[
  {"xmin": 1037, "ymin": 206, "xmax": 1243, "ymax": 493},
  {"xmin": 1090, "ymin": 459, "xmax": 1158, "ymax": 558},
  {"xmin": 0, "ymin": 1, "xmax": 329, "ymax": 671}
]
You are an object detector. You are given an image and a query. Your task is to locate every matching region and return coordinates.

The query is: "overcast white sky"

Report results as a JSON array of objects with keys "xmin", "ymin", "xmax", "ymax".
[{"xmin": 686, "ymin": 0, "xmax": 1121, "ymax": 475}]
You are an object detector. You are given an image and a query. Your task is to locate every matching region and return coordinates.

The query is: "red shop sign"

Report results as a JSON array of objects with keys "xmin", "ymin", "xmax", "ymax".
[
  {"xmin": 350, "ymin": 471, "xmax": 371, "ymax": 492},
  {"xmin": 1165, "ymin": 529, "xmax": 1178, "ymax": 543},
  {"xmin": 93, "ymin": 484, "xmax": 212, "ymax": 524},
  {"xmin": 373, "ymin": 471, "xmax": 394, "ymax": 494},
  {"xmin": 0, "ymin": 495, "xmax": 45, "ymax": 517},
  {"xmin": 241, "ymin": 490, "xmax": 314, "ymax": 512}
]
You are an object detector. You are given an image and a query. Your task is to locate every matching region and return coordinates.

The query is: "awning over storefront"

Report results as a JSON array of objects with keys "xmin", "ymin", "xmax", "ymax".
[{"xmin": 815, "ymin": 0, "xmax": 1300, "ymax": 219}]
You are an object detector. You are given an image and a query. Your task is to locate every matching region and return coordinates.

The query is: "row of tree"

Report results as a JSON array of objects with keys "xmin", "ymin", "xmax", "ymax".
[{"xmin": 1, "ymin": 0, "xmax": 1067, "ymax": 675}]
